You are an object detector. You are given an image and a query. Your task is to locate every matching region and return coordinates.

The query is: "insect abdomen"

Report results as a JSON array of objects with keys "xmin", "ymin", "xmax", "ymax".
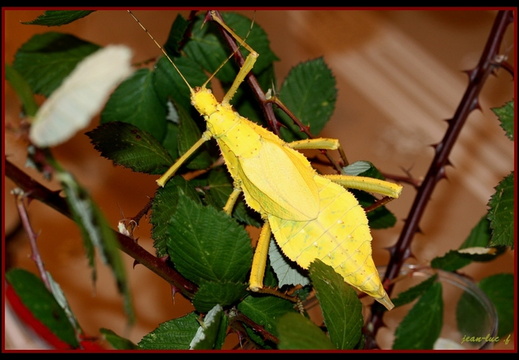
[{"xmin": 268, "ymin": 175, "xmax": 393, "ymax": 308}]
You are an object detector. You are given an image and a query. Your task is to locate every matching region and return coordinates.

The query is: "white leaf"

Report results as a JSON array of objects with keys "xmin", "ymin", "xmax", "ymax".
[{"xmin": 29, "ymin": 44, "xmax": 133, "ymax": 147}]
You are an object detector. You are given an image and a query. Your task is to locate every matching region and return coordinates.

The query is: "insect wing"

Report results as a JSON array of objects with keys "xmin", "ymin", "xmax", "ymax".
[
  {"xmin": 238, "ymin": 140, "xmax": 320, "ymax": 221},
  {"xmin": 29, "ymin": 45, "xmax": 133, "ymax": 147}
]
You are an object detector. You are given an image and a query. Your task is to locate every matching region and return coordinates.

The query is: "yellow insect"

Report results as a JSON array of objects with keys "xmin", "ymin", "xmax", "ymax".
[{"xmin": 129, "ymin": 10, "xmax": 402, "ymax": 310}]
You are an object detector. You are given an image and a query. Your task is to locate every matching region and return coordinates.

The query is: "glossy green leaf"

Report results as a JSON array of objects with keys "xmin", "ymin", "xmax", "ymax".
[
  {"xmin": 22, "ymin": 10, "xmax": 95, "ymax": 26},
  {"xmin": 309, "ymin": 259, "xmax": 363, "ymax": 349},
  {"xmin": 391, "ymin": 274, "xmax": 438, "ymax": 308},
  {"xmin": 393, "ymin": 282, "xmax": 443, "ymax": 349},
  {"xmin": 163, "ymin": 13, "xmax": 189, "ymax": 56},
  {"xmin": 151, "ymin": 176, "xmax": 202, "ymax": 257},
  {"xmin": 13, "ymin": 32, "xmax": 100, "ymax": 97},
  {"xmin": 277, "ymin": 312, "xmax": 336, "ymax": 350},
  {"xmin": 192, "ymin": 281, "xmax": 247, "ymax": 313},
  {"xmin": 487, "ymin": 172, "xmax": 514, "ymax": 248},
  {"xmin": 203, "ymin": 168, "xmax": 262, "ymax": 227},
  {"xmin": 6, "ymin": 269, "xmax": 79, "ymax": 347},
  {"xmin": 153, "ymin": 55, "xmax": 208, "ymax": 114},
  {"xmin": 176, "ymin": 101, "xmax": 213, "ymax": 170},
  {"xmin": 167, "ymin": 196, "xmax": 253, "ymax": 284},
  {"xmin": 432, "ymin": 216, "xmax": 505, "ymax": 271},
  {"xmin": 184, "ymin": 12, "xmax": 278, "ymax": 84},
  {"xmin": 278, "ymin": 57, "xmax": 337, "ymax": 141},
  {"xmin": 86, "ymin": 121, "xmax": 174, "ymax": 174},
  {"xmin": 101, "ymin": 68, "xmax": 167, "ymax": 142},
  {"xmin": 138, "ymin": 312, "xmax": 200, "ymax": 350},
  {"xmin": 237, "ymin": 294, "xmax": 296, "ymax": 345}
]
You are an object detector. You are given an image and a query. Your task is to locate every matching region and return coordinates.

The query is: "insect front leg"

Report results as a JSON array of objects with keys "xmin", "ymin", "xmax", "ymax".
[
  {"xmin": 209, "ymin": 11, "xmax": 259, "ymax": 105},
  {"xmin": 157, "ymin": 131, "xmax": 213, "ymax": 187}
]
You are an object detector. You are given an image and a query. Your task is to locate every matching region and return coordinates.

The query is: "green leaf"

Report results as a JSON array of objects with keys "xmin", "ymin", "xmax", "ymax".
[
  {"xmin": 391, "ymin": 274, "xmax": 438, "ymax": 308},
  {"xmin": 22, "ymin": 10, "xmax": 95, "ymax": 26},
  {"xmin": 352, "ymin": 189, "xmax": 396, "ymax": 229},
  {"xmin": 86, "ymin": 121, "xmax": 174, "ymax": 174},
  {"xmin": 478, "ymin": 274, "xmax": 514, "ymax": 337},
  {"xmin": 4, "ymin": 63, "xmax": 39, "ymax": 117},
  {"xmin": 237, "ymin": 294, "xmax": 296, "ymax": 344},
  {"xmin": 192, "ymin": 281, "xmax": 247, "ymax": 313},
  {"xmin": 100, "ymin": 328, "xmax": 138, "ymax": 350},
  {"xmin": 153, "ymin": 55, "xmax": 208, "ymax": 114},
  {"xmin": 491, "ymin": 100, "xmax": 514, "ymax": 140},
  {"xmin": 456, "ymin": 278, "xmax": 498, "ymax": 341},
  {"xmin": 176, "ymin": 102, "xmax": 213, "ymax": 170},
  {"xmin": 101, "ymin": 68, "xmax": 167, "ymax": 142},
  {"xmin": 184, "ymin": 12, "xmax": 278, "ymax": 84},
  {"xmin": 278, "ymin": 57, "xmax": 337, "ymax": 141},
  {"xmin": 431, "ymin": 216, "xmax": 504, "ymax": 271},
  {"xmin": 150, "ymin": 176, "xmax": 202, "ymax": 257},
  {"xmin": 138, "ymin": 312, "xmax": 200, "ymax": 350},
  {"xmin": 56, "ymin": 169, "xmax": 134, "ymax": 323},
  {"xmin": 309, "ymin": 259, "xmax": 363, "ymax": 349},
  {"xmin": 393, "ymin": 282, "xmax": 443, "ymax": 349},
  {"xmin": 6, "ymin": 268, "xmax": 79, "ymax": 348},
  {"xmin": 277, "ymin": 312, "xmax": 336, "ymax": 350},
  {"xmin": 163, "ymin": 13, "xmax": 189, "ymax": 56},
  {"xmin": 203, "ymin": 168, "xmax": 262, "ymax": 227},
  {"xmin": 487, "ymin": 172, "xmax": 514, "ymax": 248},
  {"xmin": 190, "ymin": 304, "xmax": 228, "ymax": 350},
  {"xmin": 13, "ymin": 32, "xmax": 100, "ymax": 97},
  {"xmin": 167, "ymin": 196, "xmax": 253, "ymax": 285}
]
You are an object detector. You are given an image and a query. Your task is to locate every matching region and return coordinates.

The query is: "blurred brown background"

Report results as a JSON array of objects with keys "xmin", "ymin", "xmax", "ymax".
[{"xmin": 3, "ymin": 9, "xmax": 515, "ymax": 350}]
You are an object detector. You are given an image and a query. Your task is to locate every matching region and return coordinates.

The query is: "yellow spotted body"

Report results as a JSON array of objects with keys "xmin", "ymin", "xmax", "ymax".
[
  {"xmin": 190, "ymin": 85, "xmax": 397, "ymax": 309},
  {"xmin": 132, "ymin": 10, "xmax": 402, "ymax": 310}
]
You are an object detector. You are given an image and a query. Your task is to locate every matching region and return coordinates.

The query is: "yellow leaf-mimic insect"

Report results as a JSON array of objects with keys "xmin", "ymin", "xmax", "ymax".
[{"xmin": 129, "ymin": 10, "xmax": 402, "ymax": 310}]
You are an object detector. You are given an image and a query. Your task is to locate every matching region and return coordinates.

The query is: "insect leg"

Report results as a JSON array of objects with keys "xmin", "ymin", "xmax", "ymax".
[
  {"xmin": 156, "ymin": 131, "xmax": 212, "ymax": 187},
  {"xmin": 222, "ymin": 187, "xmax": 242, "ymax": 215},
  {"xmin": 288, "ymin": 138, "xmax": 340, "ymax": 151},
  {"xmin": 323, "ymin": 174, "xmax": 403, "ymax": 199},
  {"xmin": 248, "ymin": 221, "xmax": 272, "ymax": 292},
  {"xmin": 209, "ymin": 11, "xmax": 259, "ymax": 105}
]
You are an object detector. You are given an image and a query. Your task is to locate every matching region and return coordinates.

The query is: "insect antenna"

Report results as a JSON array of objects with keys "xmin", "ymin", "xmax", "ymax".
[{"xmin": 127, "ymin": 10, "xmax": 194, "ymax": 95}]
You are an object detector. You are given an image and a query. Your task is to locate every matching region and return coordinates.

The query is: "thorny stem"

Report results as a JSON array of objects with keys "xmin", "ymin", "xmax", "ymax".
[{"xmin": 364, "ymin": 10, "xmax": 514, "ymax": 349}]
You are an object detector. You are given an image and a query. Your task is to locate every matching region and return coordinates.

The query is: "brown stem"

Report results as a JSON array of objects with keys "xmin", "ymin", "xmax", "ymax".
[{"xmin": 4, "ymin": 158, "xmax": 198, "ymax": 299}]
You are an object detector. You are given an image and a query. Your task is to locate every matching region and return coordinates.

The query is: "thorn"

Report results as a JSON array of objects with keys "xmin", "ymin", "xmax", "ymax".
[
  {"xmin": 463, "ymin": 68, "xmax": 477, "ymax": 82},
  {"xmin": 385, "ymin": 244, "xmax": 397, "ymax": 257},
  {"xmin": 471, "ymin": 97, "xmax": 482, "ymax": 112}
]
